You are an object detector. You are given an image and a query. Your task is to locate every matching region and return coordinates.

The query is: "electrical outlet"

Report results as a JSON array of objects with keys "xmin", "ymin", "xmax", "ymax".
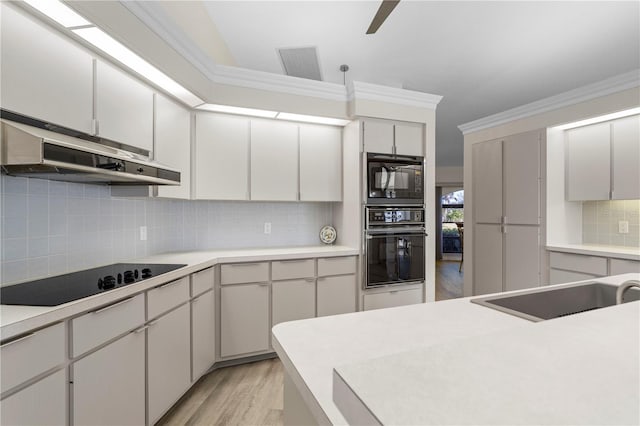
[
  {"xmin": 618, "ymin": 220, "xmax": 629, "ymax": 234},
  {"xmin": 139, "ymin": 226, "xmax": 148, "ymax": 241},
  {"xmin": 264, "ymin": 222, "xmax": 271, "ymax": 235}
]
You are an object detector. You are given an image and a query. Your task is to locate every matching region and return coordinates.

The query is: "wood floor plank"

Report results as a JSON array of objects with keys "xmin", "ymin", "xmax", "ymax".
[{"xmin": 436, "ymin": 260, "xmax": 464, "ymax": 301}]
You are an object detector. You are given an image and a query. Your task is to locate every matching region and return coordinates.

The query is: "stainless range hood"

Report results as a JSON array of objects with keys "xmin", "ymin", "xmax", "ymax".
[{"xmin": 1, "ymin": 119, "xmax": 180, "ymax": 185}]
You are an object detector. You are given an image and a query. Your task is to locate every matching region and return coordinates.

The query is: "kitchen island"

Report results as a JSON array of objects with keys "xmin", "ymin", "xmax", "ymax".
[{"xmin": 272, "ymin": 273, "xmax": 640, "ymax": 425}]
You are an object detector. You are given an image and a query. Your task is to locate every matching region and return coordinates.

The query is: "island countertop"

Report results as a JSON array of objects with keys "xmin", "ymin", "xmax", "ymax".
[{"xmin": 272, "ymin": 273, "xmax": 640, "ymax": 425}]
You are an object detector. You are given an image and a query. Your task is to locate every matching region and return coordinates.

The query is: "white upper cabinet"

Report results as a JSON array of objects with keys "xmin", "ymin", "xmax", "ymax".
[
  {"xmin": 155, "ymin": 95, "xmax": 191, "ymax": 199},
  {"xmin": 299, "ymin": 124, "xmax": 342, "ymax": 201},
  {"xmin": 363, "ymin": 120, "xmax": 424, "ymax": 156},
  {"xmin": 394, "ymin": 123, "xmax": 424, "ymax": 156},
  {"xmin": 611, "ymin": 115, "xmax": 640, "ymax": 200},
  {"xmin": 363, "ymin": 120, "xmax": 394, "ymax": 154},
  {"xmin": 96, "ymin": 61, "xmax": 154, "ymax": 152},
  {"xmin": 566, "ymin": 123, "xmax": 611, "ymax": 201},
  {"xmin": 250, "ymin": 119, "xmax": 299, "ymax": 201},
  {"xmin": 195, "ymin": 113, "xmax": 250, "ymax": 200},
  {"xmin": 473, "ymin": 139, "xmax": 503, "ymax": 224},
  {"xmin": 0, "ymin": 3, "xmax": 93, "ymax": 133},
  {"xmin": 504, "ymin": 131, "xmax": 540, "ymax": 225}
]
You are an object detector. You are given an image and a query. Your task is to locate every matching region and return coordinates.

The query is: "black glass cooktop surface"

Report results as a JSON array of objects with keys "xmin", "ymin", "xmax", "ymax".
[{"xmin": 0, "ymin": 263, "xmax": 187, "ymax": 306}]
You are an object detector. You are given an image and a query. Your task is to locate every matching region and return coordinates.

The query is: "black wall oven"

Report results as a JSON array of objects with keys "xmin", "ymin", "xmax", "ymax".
[
  {"xmin": 367, "ymin": 153, "xmax": 424, "ymax": 205},
  {"xmin": 365, "ymin": 207, "xmax": 426, "ymax": 289}
]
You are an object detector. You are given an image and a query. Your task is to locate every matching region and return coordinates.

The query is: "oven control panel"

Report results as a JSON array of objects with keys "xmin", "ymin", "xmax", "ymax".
[{"xmin": 367, "ymin": 208, "xmax": 424, "ymax": 226}]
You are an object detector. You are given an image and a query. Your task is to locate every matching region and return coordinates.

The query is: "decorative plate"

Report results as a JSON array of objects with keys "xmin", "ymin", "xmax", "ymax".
[{"xmin": 319, "ymin": 225, "xmax": 337, "ymax": 245}]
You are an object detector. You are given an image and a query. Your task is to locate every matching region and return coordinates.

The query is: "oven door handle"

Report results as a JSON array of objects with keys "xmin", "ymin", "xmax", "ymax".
[
  {"xmin": 366, "ymin": 232, "xmax": 428, "ymax": 239},
  {"xmin": 365, "ymin": 227, "xmax": 426, "ymax": 235}
]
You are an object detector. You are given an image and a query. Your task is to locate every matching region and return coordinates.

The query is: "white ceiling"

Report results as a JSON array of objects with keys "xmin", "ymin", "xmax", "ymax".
[{"xmin": 198, "ymin": 1, "xmax": 639, "ymax": 166}]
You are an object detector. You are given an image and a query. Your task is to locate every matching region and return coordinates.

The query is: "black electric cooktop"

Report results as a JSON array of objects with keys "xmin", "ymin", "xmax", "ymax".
[{"xmin": 0, "ymin": 263, "xmax": 187, "ymax": 307}]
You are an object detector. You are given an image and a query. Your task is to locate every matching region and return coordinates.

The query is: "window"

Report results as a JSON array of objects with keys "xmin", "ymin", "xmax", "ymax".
[{"xmin": 442, "ymin": 190, "xmax": 463, "ymax": 253}]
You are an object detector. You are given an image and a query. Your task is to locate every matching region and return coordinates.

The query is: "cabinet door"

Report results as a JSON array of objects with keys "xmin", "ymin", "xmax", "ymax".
[
  {"xmin": 1, "ymin": 369, "xmax": 66, "ymax": 426},
  {"xmin": 0, "ymin": 3, "xmax": 93, "ymax": 133},
  {"xmin": 220, "ymin": 284, "xmax": 270, "ymax": 357},
  {"xmin": 566, "ymin": 123, "xmax": 611, "ymax": 201},
  {"xmin": 549, "ymin": 269, "xmax": 598, "ymax": 285},
  {"xmin": 250, "ymin": 120, "xmax": 299, "ymax": 201},
  {"xmin": 96, "ymin": 61, "xmax": 153, "ymax": 152},
  {"xmin": 473, "ymin": 224, "xmax": 503, "ymax": 295},
  {"xmin": 299, "ymin": 124, "xmax": 342, "ymax": 201},
  {"xmin": 504, "ymin": 225, "xmax": 540, "ymax": 291},
  {"xmin": 609, "ymin": 258, "xmax": 640, "ymax": 275},
  {"xmin": 612, "ymin": 115, "xmax": 640, "ymax": 200},
  {"xmin": 192, "ymin": 290, "xmax": 215, "ymax": 381},
  {"xmin": 195, "ymin": 113, "xmax": 250, "ymax": 200},
  {"xmin": 155, "ymin": 95, "xmax": 191, "ymax": 199},
  {"xmin": 73, "ymin": 330, "xmax": 145, "ymax": 426},
  {"xmin": 504, "ymin": 131, "xmax": 540, "ymax": 225},
  {"xmin": 317, "ymin": 275, "xmax": 356, "ymax": 317},
  {"xmin": 363, "ymin": 121, "xmax": 394, "ymax": 154},
  {"xmin": 394, "ymin": 123, "xmax": 423, "ymax": 156},
  {"xmin": 148, "ymin": 304, "xmax": 191, "ymax": 424},
  {"xmin": 473, "ymin": 139, "xmax": 503, "ymax": 224},
  {"xmin": 363, "ymin": 288, "xmax": 422, "ymax": 311},
  {"xmin": 272, "ymin": 279, "xmax": 316, "ymax": 326}
]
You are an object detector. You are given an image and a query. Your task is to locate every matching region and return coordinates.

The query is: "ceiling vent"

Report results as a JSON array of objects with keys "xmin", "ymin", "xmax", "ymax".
[{"xmin": 277, "ymin": 46, "xmax": 323, "ymax": 81}]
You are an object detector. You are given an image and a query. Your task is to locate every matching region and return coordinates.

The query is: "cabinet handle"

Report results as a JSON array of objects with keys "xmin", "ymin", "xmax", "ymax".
[
  {"xmin": 280, "ymin": 259, "xmax": 308, "ymax": 263},
  {"xmin": 1, "ymin": 332, "xmax": 35, "ymax": 348},
  {"xmin": 305, "ymin": 278, "xmax": 315, "ymax": 283},
  {"xmin": 229, "ymin": 263, "xmax": 262, "ymax": 267},
  {"xmin": 258, "ymin": 282, "xmax": 269, "ymax": 287},
  {"xmin": 155, "ymin": 279, "xmax": 181, "ymax": 290},
  {"xmin": 322, "ymin": 257, "xmax": 346, "ymax": 261},
  {"xmin": 91, "ymin": 297, "xmax": 134, "ymax": 314},
  {"xmin": 133, "ymin": 325, "xmax": 150, "ymax": 334},
  {"xmin": 390, "ymin": 290, "xmax": 399, "ymax": 294}
]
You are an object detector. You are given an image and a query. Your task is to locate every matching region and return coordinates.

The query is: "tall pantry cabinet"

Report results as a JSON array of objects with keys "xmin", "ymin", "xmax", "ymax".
[{"xmin": 472, "ymin": 130, "xmax": 544, "ymax": 295}]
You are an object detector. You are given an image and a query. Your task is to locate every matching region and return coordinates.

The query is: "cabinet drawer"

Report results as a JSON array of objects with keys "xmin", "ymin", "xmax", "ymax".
[
  {"xmin": 72, "ymin": 293, "xmax": 144, "ymax": 357},
  {"xmin": 1, "ymin": 322, "xmax": 65, "ymax": 392},
  {"xmin": 272, "ymin": 259, "xmax": 315, "ymax": 280},
  {"xmin": 549, "ymin": 269, "xmax": 599, "ymax": 285},
  {"xmin": 1, "ymin": 369, "xmax": 66, "ymax": 426},
  {"xmin": 363, "ymin": 288, "xmax": 423, "ymax": 311},
  {"xmin": 148, "ymin": 277, "xmax": 190, "ymax": 319},
  {"xmin": 318, "ymin": 256, "xmax": 356, "ymax": 277},
  {"xmin": 610, "ymin": 258, "xmax": 640, "ymax": 275},
  {"xmin": 549, "ymin": 252, "xmax": 607, "ymax": 276},
  {"xmin": 220, "ymin": 262, "xmax": 269, "ymax": 285},
  {"xmin": 317, "ymin": 275, "xmax": 356, "ymax": 317},
  {"xmin": 191, "ymin": 267, "xmax": 215, "ymax": 297}
]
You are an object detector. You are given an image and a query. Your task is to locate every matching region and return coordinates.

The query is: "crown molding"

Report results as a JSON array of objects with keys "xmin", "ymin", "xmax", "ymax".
[
  {"xmin": 348, "ymin": 81, "xmax": 443, "ymax": 110},
  {"xmin": 458, "ymin": 69, "xmax": 640, "ymax": 135}
]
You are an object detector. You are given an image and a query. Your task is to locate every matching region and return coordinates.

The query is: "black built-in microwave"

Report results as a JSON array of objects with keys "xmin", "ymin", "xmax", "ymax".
[{"xmin": 366, "ymin": 153, "xmax": 424, "ymax": 204}]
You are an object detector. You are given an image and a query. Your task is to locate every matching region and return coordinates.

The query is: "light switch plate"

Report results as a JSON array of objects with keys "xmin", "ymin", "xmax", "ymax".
[
  {"xmin": 140, "ymin": 226, "xmax": 148, "ymax": 240},
  {"xmin": 264, "ymin": 222, "xmax": 271, "ymax": 234},
  {"xmin": 618, "ymin": 220, "xmax": 629, "ymax": 234}
]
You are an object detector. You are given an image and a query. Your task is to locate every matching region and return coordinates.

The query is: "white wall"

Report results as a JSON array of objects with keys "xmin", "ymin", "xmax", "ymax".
[{"xmin": 436, "ymin": 166, "xmax": 463, "ymax": 186}]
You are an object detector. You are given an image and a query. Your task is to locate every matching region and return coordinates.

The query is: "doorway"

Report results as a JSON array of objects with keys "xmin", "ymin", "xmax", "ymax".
[{"xmin": 435, "ymin": 188, "xmax": 464, "ymax": 300}]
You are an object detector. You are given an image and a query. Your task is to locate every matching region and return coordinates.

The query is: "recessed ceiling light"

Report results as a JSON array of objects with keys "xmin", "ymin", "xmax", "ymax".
[
  {"xmin": 196, "ymin": 104, "xmax": 279, "ymax": 118},
  {"xmin": 555, "ymin": 107, "xmax": 640, "ymax": 130},
  {"xmin": 277, "ymin": 112, "xmax": 350, "ymax": 127},
  {"xmin": 22, "ymin": 0, "xmax": 90, "ymax": 28}
]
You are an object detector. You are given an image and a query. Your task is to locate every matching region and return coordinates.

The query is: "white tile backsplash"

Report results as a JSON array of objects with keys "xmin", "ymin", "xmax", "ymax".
[
  {"xmin": 582, "ymin": 200, "xmax": 640, "ymax": 248},
  {"xmin": 0, "ymin": 175, "xmax": 334, "ymax": 285}
]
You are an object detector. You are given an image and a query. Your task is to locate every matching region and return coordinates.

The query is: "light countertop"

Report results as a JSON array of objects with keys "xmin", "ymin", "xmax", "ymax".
[
  {"xmin": 547, "ymin": 243, "xmax": 640, "ymax": 261},
  {"xmin": 273, "ymin": 273, "xmax": 640, "ymax": 425},
  {"xmin": 0, "ymin": 245, "xmax": 358, "ymax": 340}
]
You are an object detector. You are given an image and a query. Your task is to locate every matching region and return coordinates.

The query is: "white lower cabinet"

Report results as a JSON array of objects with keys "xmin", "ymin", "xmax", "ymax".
[
  {"xmin": 1, "ymin": 369, "xmax": 66, "ymax": 426},
  {"xmin": 192, "ymin": 290, "xmax": 216, "ymax": 381},
  {"xmin": 610, "ymin": 258, "xmax": 640, "ymax": 275},
  {"xmin": 363, "ymin": 288, "xmax": 422, "ymax": 311},
  {"xmin": 272, "ymin": 279, "xmax": 316, "ymax": 326},
  {"xmin": 549, "ymin": 269, "xmax": 598, "ymax": 285},
  {"xmin": 221, "ymin": 283, "xmax": 270, "ymax": 358},
  {"xmin": 147, "ymin": 304, "xmax": 191, "ymax": 424},
  {"xmin": 72, "ymin": 329, "xmax": 146, "ymax": 426},
  {"xmin": 317, "ymin": 275, "xmax": 357, "ymax": 317}
]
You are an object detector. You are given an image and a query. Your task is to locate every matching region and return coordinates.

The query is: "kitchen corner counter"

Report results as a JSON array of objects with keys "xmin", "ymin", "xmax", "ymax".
[
  {"xmin": 547, "ymin": 243, "xmax": 640, "ymax": 261},
  {"xmin": 1, "ymin": 245, "xmax": 358, "ymax": 340}
]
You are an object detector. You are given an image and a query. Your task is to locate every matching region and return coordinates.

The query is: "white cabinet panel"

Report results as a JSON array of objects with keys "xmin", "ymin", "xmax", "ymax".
[
  {"xmin": 0, "ymin": 4, "xmax": 93, "ymax": 133},
  {"xmin": 394, "ymin": 123, "xmax": 423, "ymax": 156},
  {"xmin": 192, "ymin": 267, "xmax": 215, "ymax": 297},
  {"xmin": 272, "ymin": 259, "xmax": 315, "ymax": 281},
  {"xmin": 549, "ymin": 252, "xmax": 607, "ymax": 276},
  {"xmin": 473, "ymin": 139, "xmax": 503, "ymax": 224},
  {"xmin": 504, "ymin": 225, "xmax": 540, "ymax": 291},
  {"xmin": 363, "ymin": 288, "xmax": 422, "ymax": 311},
  {"xmin": 155, "ymin": 94, "xmax": 192, "ymax": 199},
  {"xmin": 299, "ymin": 124, "xmax": 342, "ymax": 201},
  {"xmin": 220, "ymin": 262, "xmax": 269, "ymax": 285},
  {"xmin": 549, "ymin": 269, "xmax": 598, "ymax": 285},
  {"xmin": 192, "ymin": 290, "xmax": 215, "ymax": 381},
  {"xmin": 250, "ymin": 120, "xmax": 299, "ymax": 201},
  {"xmin": 318, "ymin": 256, "xmax": 357, "ymax": 276},
  {"xmin": 612, "ymin": 115, "xmax": 640, "ymax": 200},
  {"xmin": 195, "ymin": 113, "xmax": 250, "ymax": 200},
  {"xmin": 73, "ymin": 330, "xmax": 146, "ymax": 426},
  {"xmin": 566, "ymin": 123, "xmax": 611, "ymax": 201},
  {"xmin": 272, "ymin": 279, "xmax": 316, "ymax": 326},
  {"xmin": 473, "ymin": 224, "xmax": 503, "ymax": 295},
  {"xmin": 610, "ymin": 258, "xmax": 640, "ymax": 275},
  {"xmin": 363, "ymin": 121, "xmax": 394, "ymax": 154},
  {"xmin": 1, "ymin": 369, "xmax": 66, "ymax": 426},
  {"xmin": 96, "ymin": 61, "xmax": 153, "ymax": 152},
  {"xmin": 317, "ymin": 275, "xmax": 356, "ymax": 317},
  {"xmin": 220, "ymin": 284, "xmax": 270, "ymax": 357},
  {"xmin": 504, "ymin": 131, "xmax": 540, "ymax": 225},
  {"xmin": 147, "ymin": 277, "xmax": 190, "ymax": 319},
  {"xmin": 148, "ymin": 304, "xmax": 191, "ymax": 424}
]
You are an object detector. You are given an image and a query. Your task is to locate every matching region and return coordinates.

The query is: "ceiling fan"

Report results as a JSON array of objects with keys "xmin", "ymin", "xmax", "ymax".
[{"xmin": 366, "ymin": 0, "xmax": 401, "ymax": 34}]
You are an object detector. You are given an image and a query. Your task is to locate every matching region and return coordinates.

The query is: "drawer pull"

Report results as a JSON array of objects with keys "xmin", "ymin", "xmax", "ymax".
[
  {"xmin": 91, "ymin": 297, "xmax": 134, "ymax": 314},
  {"xmin": 228, "ymin": 263, "xmax": 262, "ymax": 267},
  {"xmin": 156, "ymin": 279, "xmax": 181, "ymax": 290},
  {"xmin": 258, "ymin": 282, "xmax": 269, "ymax": 287},
  {"xmin": 133, "ymin": 325, "xmax": 150, "ymax": 334},
  {"xmin": 1, "ymin": 332, "xmax": 35, "ymax": 348},
  {"xmin": 322, "ymin": 257, "xmax": 345, "ymax": 261},
  {"xmin": 279, "ymin": 259, "xmax": 308, "ymax": 263},
  {"xmin": 305, "ymin": 278, "xmax": 315, "ymax": 283}
]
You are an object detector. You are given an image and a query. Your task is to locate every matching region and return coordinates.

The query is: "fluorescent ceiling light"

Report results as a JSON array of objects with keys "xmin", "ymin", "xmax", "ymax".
[
  {"xmin": 196, "ymin": 104, "xmax": 278, "ymax": 118},
  {"xmin": 276, "ymin": 112, "xmax": 351, "ymax": 127},
  {"xmin": 555, "ymin": 107, "xmax": 640, "ymax": 130},
  {"xmin": 73, "ymin": 27, "xmax": 204, "ymax": 107},
  {"xmin": 23, "ymin": 0, "xmax": 90, "ymax": 28}
]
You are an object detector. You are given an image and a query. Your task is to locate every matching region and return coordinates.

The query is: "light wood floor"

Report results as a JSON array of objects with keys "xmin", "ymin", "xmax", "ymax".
[{"xmin": 436, "ymin": 259, "xmax": 464, "ymax": 301}]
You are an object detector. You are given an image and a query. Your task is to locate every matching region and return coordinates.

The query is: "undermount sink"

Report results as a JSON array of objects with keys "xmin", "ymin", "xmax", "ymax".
[{"xmin": 471, "ymin": 282, "xmax": 640, "ymax": 322}]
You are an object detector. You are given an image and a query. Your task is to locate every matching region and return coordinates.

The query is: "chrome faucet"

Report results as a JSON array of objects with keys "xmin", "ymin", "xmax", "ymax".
[{"xmin": 616, "ymin": 280, "xmax": 640, "ymax": 305}]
